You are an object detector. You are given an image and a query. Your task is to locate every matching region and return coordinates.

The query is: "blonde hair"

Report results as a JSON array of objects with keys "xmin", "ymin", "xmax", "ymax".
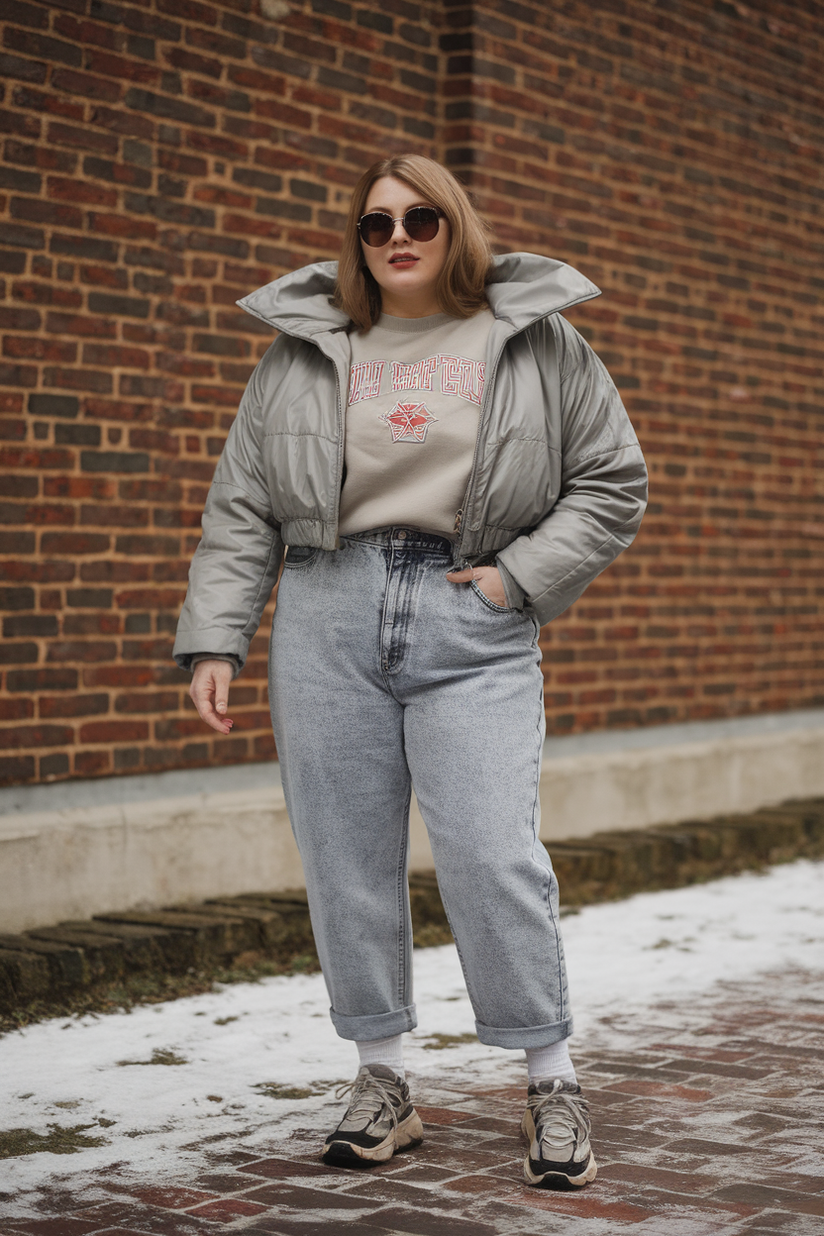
[{"xmin": 332, "ymin": 155, "xmax": 495, "ymax": 331}]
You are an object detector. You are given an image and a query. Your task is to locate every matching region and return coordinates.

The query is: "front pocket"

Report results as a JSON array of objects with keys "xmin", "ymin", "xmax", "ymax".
[
  {"xmin": 284, "ymin": 545, "xmax": 319, "ymax": 569},
  {"xmin": 470, "ymin": 579, "xmax": 514, "ymax": 614}
]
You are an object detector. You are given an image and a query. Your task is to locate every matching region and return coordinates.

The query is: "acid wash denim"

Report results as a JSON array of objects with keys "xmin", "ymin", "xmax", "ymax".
[{"xmin": 269, "ymin": 528, "xmax": 572, "ymax": 1050}]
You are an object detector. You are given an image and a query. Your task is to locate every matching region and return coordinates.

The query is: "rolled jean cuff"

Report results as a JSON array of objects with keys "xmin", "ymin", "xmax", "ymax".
[
  {"xmin": 330, "ymin": 1002, "xmax": 417, "ymax": 1042},
  {"xmin": 475, "ymin": 1016, "xmax": 573, "ymax": 1050}
]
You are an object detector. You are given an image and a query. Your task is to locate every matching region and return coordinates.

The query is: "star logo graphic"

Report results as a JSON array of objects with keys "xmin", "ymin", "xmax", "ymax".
[{"xmin": 378, "ymin": 401, "xmax": 438, "ymax": 443}]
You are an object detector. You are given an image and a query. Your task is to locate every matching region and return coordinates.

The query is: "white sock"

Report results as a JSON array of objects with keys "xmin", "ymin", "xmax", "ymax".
[
  {"xmin": 356, "ymin": 1033, "xmax": 405, "ymax": 1078},
  {"xmin": 525, "ymin": 1038, "xmax": 577, "ymax": 1086}
]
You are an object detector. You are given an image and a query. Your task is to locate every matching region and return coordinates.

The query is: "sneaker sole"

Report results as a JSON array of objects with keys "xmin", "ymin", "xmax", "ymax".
[
  {"xmin": 322, "ymin": 1108, "xmax": 424, "ymax": 1168},
  {"xmin": 521, "ymin": 1109, "xmax": 598, "ymax": 1190}
]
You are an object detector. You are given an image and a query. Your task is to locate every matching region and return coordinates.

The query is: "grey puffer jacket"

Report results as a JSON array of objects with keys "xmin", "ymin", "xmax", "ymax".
[{"xmin": 173, "ymin": 252, "xmax": 647, "ymax": 672}]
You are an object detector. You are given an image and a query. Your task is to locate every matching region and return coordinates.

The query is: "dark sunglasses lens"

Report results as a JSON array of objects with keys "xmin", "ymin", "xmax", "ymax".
[
  {"xmin": 405, "ymin": 207, "xmax": 440, "ymax": 241},
  {"xmin": 359, "ymin": 207, "xmax": 441, "ymax": 246},
  {"xmin": 359, "ymin": 213, "xmax": 393, "ymax": 247}
]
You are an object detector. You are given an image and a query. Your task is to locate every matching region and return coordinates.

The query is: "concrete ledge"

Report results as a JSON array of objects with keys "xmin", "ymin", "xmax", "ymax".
[
  {"xmin": 2, "ymin": 798, "xmax": 822, "ymax": 1020},
  {"xmin": 1, "ymin": 709, "xmax": 823, "ymax": 934},
  {"xmin": 539, "ymin": 723, "xmax": 824, "ymax": 839}
]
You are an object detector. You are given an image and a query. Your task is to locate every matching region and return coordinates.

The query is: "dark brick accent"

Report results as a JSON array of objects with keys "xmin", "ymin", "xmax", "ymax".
[
  {"xmin": 0, "ymin": 587, "xmax": 35, "ymax": 610},
  {"xmin": 80, "ymin": 451, "xmax": 150, "ymax": 473},
  {"xmin": 54, "ymin": 423, "xmax": 102, "ymax": 446},
  {"xmin": 123, "ymin": 88, "xmax": 215, "ymax": 128},
  {"xmin": 39, "ymin": 751, "xmax": 70, "ymax": 778},
  {"xmin": 0, "ymin": 51, "xmax": 49, "ymax": 83},
  {"xmin": 3, "ymin": 614, "xmax": 58, "ymax": 638},
  {"xmin": 6, "ymin": 668, "xmax": 79, "ymax": 692},
  {"xmin": 27, "ymin": 394, "xmax": 79, "ymax": 419},
  {"xmin": 49, "ymin": 234, "xmax": 118, "ymax": 261},
  {"xmin": 87, "ymin": 292, "xmax": 150, "ymax": 318},
  {"xmin": 0, "ymin": 754, "xmax": 36, "ymax": 784},
  {"xmin": 3, "ymin": 28, "xmax": 82, "ymax": 67}
]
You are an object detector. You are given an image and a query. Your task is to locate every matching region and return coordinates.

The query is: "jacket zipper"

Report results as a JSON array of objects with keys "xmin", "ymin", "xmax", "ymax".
[{"xmin": 331, "ymin": 355, "xmax": 344, "ymax": 548}]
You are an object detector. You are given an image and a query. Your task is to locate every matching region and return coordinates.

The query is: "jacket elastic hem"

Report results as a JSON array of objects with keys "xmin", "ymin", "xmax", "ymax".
[
  {"xmin": 474, "ymin": 1016, "xmax": 573, "ymax": 1049},
  {"xmin": 173, "ymin": 626, "xmax": 251, "ymax": 673},
  {"xmin": 188, "ymin": 653, "xmax": 241, "ymax": 679},
  {"xmin": 329, "ymin": 1003, "xmax": 418, "ymax": 1041}
]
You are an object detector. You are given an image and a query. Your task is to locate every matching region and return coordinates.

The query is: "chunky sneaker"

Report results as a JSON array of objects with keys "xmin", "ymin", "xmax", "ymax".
[
  {"xmin": 321, "ymin": 1063, "xmax": 424, "ymax": 1168},
  {"xmin": 522, "ymin": 1078, "xmax": 598, "ymax": 1189}
]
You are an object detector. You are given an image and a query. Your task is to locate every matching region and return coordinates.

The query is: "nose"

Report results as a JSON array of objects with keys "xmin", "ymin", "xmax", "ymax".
[{"xmin": 390, "ymin": 217, "xmax": 411, "ymax": 242}]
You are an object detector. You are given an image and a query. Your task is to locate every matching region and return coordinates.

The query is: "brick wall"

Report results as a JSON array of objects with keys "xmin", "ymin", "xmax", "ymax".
[{"xmin": 0, "ymin": 0, "xmax": 822, "ymax": 787}]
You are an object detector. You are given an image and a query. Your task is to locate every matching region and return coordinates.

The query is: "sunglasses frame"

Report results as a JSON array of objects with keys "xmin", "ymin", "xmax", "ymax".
[{"xmin": 357, "ymin": 205, "xmax": 444, "ymax": 248}]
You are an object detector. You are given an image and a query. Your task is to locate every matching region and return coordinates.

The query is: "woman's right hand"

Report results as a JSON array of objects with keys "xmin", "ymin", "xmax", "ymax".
[{"xmin": 190, "ymin": 659, "xmax": 235, "ymax": 734}]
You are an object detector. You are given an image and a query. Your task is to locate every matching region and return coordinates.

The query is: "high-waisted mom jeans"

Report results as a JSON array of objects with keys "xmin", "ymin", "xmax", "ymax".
[{"xmin": 269, "ymin": 528, "xmax": 572, "ymax": 1050}]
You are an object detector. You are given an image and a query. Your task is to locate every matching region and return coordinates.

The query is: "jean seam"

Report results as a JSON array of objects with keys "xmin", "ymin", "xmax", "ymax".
[
  {"xmin": 283, "ymin": 550, "xmax": 319, "ymax": 570},
  {"xmin": 531, "ymin": 676, "xmax": 565, "ymax": 1026},
  {"xmin": 470, "ymin": 579, "xmax": 516, "ymax": 614},
  {"xmin": 396, "ymin": 780, "xmax": 412, "ymax": 1009}
]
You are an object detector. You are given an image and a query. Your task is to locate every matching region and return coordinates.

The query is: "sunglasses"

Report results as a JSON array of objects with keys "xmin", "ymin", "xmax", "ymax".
[{"xmin": 357, "ymin": 206, "xmax": 444, "ymax": 248}]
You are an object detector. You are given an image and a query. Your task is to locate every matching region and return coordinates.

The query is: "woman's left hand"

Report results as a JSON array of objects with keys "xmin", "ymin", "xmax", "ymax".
[{"xmin": 446, "ymin": 564, "xmax": 508, "ymax": 607}]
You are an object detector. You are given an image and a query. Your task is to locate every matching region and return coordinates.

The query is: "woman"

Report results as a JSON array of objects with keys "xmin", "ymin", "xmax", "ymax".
[{"xmin": 174, "ymin": 154, "xmax": 647, "ymax": 1188}]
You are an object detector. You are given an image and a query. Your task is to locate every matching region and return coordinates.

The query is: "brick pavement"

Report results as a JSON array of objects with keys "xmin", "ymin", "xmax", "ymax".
[{"xmin": 4, "ymin": 966, "xmax": 823, "ymax": 1236}]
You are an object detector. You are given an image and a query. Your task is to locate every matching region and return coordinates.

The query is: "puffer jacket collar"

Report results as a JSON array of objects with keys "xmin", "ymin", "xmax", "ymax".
[{"xmin": 236, "ymin": 251, "xmax": 601, "ymax": 339}]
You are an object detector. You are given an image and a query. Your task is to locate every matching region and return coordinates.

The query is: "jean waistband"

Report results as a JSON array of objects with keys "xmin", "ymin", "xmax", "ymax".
[{"xmin": 341, "ymin": 527, "xmax": 455, "ymax": 556}]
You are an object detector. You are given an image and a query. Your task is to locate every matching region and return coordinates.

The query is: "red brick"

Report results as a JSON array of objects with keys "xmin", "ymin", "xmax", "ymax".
[
  {"xmin": 84, "ymin": 51, "xmax": 162, "ymax": 85},
  {"xmin": 0, "ymin": 698, "xmax": 35, "ymax": 720},
  {"xmin": 187, "ymin": 1199, "xmax": 268, "ymax": 1218},
  {"xmin": 39, "ymin": 694, "xmax": 110, "ymax": 718},
  {"xmin": 51, "ymin": 69, "xmax": 123, "ymax": 103},
  {"xmin": 74, "ymin": 749, "xmax": 110, "ymax": 775},
  {"xmin": 46, "ymin": 640, "xmax": 117, "ymax": 663},
  {"xmin": 14, "ymin": 283, "xmax": 82, "ymax": 309},
  {"xmin": 79, "ymin": 720, "xmax": 149, "ymax": 743},
  {"xmin": 114, "ymin": 691, "xmax": 179, "ymax": 713},
  {"xmin": 63, "ymin": 613, "xmax": 120, "ymax": 635},
  {"xmin": 84, "ymin": 666, "xmax": 154, "ymax": 688},
  {"xmin": 39, "ymin": 533, "xmax": 110, "ymax": 555},
  {"xmin": 4, "ymin": 336, "xmax": 78, "ymax": 363},
  {"xmin": 130, "ymin": 1184, "xmax": 219, "ymax": 1208},
  {"xmin": 47, "ymin": 121, "xmax": 118, "ymax": 156},
  {"xmin": 0, "ymin": 724, "xmax": 74, "ymax": 749},
  {"xmin": 53, "ymin": 14, "xmax": 124, "ymax": 52}
]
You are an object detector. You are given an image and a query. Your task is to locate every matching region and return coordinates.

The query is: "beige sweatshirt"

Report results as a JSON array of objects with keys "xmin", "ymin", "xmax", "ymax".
[{"xmin": 338, "ymin": 308, "xmax": 494, "ymax": 539}]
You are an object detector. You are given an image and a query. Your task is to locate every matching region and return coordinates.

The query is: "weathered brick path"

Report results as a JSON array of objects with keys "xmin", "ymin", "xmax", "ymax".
[{"xmin": 4, "ymin": 966, "xmax": 823, "ymax": 1236}]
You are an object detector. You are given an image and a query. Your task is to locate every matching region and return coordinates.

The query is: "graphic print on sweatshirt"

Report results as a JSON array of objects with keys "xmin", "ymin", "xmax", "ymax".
[{"xmin": 348, "ymin": 355, "xmax": 486, "ymax": 445}]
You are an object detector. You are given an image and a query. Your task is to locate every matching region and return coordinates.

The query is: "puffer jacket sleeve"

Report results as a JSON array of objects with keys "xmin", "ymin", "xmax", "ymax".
[
  {"xmin": 173, "ymin": 340, "xmax": 284, "ymax": 673},
  {"xmin": 494, "ymin": 316, "xmax": 648, "ymax": 626}
]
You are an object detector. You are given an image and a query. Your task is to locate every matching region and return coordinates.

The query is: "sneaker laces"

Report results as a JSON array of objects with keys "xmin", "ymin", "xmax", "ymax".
[
  {"xmin": 334, "ymin": 1068, "xmax": 403, "ymax": 1132},
  {"xmin": 529, "ymin": 1080, "xmax": 590, "ymax": 1154}
]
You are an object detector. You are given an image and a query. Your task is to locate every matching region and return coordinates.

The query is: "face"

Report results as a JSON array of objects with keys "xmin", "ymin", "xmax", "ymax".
[{"xmin": 359, "ymin": 176, "xmax": 451, "ymax": 317}]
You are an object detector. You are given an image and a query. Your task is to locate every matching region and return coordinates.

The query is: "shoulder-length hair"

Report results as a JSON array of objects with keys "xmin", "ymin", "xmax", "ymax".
[{"xmin": 332, "ymin": 155, "xmax": 495, "ymax": 332}]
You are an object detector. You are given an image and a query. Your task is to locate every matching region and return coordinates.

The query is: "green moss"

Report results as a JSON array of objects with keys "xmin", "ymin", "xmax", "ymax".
[
  {"xmin": 253, "ymin": 1082, "xmax": 328, "ymax": 1100},
  {"xmin": 413, "ymin": 924, "xmax": 454, "ymax": 948},
  {"xmin": 0, "ymin": 1123, "xmax": 107, "ymax": 1159},
  {"xmin": 420, "ymin": 1032, "xmax": 477, "ymax": 1050},
  {"xmin": 117, "ymin": 1047, "xmax": 187, "ymax": 1066}
]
